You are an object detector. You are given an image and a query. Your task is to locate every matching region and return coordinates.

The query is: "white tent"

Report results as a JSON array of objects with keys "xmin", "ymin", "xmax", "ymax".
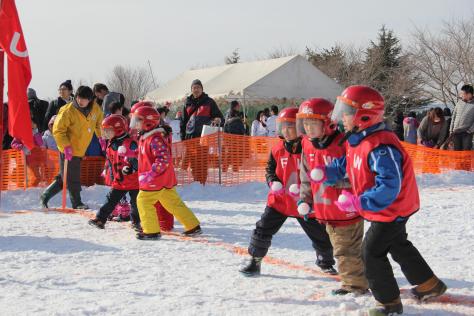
[{"xmin": 145, "ymin": 55, "xmax": 342, "ymax": 104}]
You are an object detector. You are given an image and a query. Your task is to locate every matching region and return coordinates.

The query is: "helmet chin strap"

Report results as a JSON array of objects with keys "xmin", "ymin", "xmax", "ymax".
[{"xmin": 338, "ymin": 126, "xmax": 359, "ymax": 146}]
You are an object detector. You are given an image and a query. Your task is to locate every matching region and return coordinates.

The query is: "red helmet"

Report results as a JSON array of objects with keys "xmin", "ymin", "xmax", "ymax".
[
  {"xmin": 332, "ymin": 85, "xmax": 384, "ymax": 131},
  {"xmin": 133, "ymin": 106, "xmax": 160, "ymax": 132},
  {"xmin": 296, "ymin": 98, "xmax": 336, "ymax": 137},
  {"xmin": 130, "ymin": 101, "xmax": 153, "ymax": 114},
  {"xmin": 101, "ymin": 114, "xmax": 128, "ymax": 139},
  {"xmin": 276, "ymin": 107, "xmax": 298, "ymax": 138}
]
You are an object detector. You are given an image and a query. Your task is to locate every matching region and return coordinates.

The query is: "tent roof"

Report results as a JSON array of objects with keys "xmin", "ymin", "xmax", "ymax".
[{"xmin": 146, "ymin": 55, "xmax": 342, "ymax": 103}]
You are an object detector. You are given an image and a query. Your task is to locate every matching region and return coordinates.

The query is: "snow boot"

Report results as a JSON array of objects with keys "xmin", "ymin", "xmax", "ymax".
[
  {"xmin": 411, "ymin": 275, "xmax": 447, "ymax": 301},
  {"xmin": 318, "ymin": 264, "xmax": 338, "ymax": 275},
  {"xmin": 40, "ymin": 179, "xmax": 62, "ymax": 208},
  {"xmin": 136, "ymin": 232, "xmax": 161, "ymax": 240},
  {"xmin": 239, "ymin": 257, "xmax": 262, "ymax": 276},
  {"xmin": 70, "ymin": 190, "xmax": 89, "ymax": 210},
  {"xmin": 182, "ymin": 225, "xmax": 202, "ymax": 237},
  {"xmin": 88, "ymin": 218, "xmax": 105, "ymax": 229},
  {"xmin": 368, "ymin": 298, "xmax": 403, "ymax": 315},
  {"xmin": 331, "ymin": 286, "xmax": 369, "ymax": 296}
]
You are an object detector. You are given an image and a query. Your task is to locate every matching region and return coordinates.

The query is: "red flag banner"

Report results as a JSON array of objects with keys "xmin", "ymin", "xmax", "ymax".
[{"xmin": 0, "ymin": 0, "xmax": 33, "ymax": 150}]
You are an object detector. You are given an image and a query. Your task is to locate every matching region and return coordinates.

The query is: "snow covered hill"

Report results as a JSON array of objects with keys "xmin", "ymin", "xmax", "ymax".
[{"xmin": 0, "ymin": 172, "xmax": 473, "ymax": 315}]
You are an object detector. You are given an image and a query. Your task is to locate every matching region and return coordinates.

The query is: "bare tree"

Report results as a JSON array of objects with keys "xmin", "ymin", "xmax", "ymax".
[
  {"xmin": 106, "ymin": 65, "xmax": 155, "ymax": 107},
  {"xmin": 410, "ymin": 16, "xmax": 474, "ymax": 107},
  {"xmin": 266, "ymin": 46, "xmax": 298, "ymax": 59}
]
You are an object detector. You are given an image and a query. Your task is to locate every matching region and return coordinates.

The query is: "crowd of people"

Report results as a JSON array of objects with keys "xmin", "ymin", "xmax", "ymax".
[{"xmin": 389, "ymin": 84, "xmax": 474, "ymax": 151}]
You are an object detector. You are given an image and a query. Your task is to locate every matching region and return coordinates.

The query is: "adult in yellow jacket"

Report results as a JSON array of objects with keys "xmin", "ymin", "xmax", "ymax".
[{"xmin": 40, "ymin": 86, "xmax": 104, "ymax": 209}]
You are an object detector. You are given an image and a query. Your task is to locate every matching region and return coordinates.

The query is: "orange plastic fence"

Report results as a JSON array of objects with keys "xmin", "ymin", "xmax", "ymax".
[{"xmin": 1, "ymin": 134, "xmax": 473, "ymax": 191}]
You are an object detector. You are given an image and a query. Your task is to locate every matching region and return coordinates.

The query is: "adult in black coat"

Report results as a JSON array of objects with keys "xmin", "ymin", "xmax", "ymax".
[
  {"xmin": 43, "ymin": 80, "xmax": 73, "ymax": 131},
  {"xmin": 27, "ymin": 88, "xmax": 49, "ymax": 132}
]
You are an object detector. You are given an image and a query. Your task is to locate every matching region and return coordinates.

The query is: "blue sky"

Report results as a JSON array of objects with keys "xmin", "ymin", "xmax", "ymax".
[{"xmin": 13, "ymin": 0, "xmax": 474, "ymax": 99}]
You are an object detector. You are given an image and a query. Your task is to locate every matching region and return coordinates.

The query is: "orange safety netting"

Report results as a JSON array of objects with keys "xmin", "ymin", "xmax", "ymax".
[{"xmin": 1, "ymin": 133, "xmax": 473, "ymax": 191}]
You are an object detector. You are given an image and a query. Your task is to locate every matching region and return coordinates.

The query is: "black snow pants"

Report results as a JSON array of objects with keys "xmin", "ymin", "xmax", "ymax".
[
  {"xmin": 363, "ymin": 219, "xmax": 434, "ymax": 303},
  {"xmin": 248, "ymin": 206, "xmax": 335, "ymax": 267}
]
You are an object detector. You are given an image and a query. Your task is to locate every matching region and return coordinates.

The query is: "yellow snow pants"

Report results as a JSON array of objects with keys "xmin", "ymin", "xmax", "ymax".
[{"xmin": 137, "ymin": 187, "xmax": 200, "ymax": 234}]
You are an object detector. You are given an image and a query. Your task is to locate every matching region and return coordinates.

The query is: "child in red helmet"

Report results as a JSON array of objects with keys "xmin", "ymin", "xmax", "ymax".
[
  {"xmin": 239, "ymin": 107, "xmax": 336, "ymax": 276},
  {"xmin": 131, "ymin": 106, "xmax": 201, "ymax": 240},
  {"xmin": 296, "ymin": 98, "xmax": 368, "ymax": 296},
  {"xmin": 319, "ymin": 85, "xmax": 446, "ymax": 315},
  {"xmin": 89, "ymin": 114, "xmax": 141, "ymax": 231}
]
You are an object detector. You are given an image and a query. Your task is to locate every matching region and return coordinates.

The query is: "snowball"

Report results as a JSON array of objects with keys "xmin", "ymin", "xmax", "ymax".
[
  {"xmin": 271, "ymin": 181, "xmax": 283, "ymax": 191},
  {"xmin": 297, "ymin": 202, "xmax": 310, "ymax": 215},
  {"xmin": 338, "ymin": 194, "xmax": 348, "ymax": 203},
  {"xmin": 117, "ymin": 145, "xmax": 127, "ymax": 155},
  {"xmin": 310, "ymin": 168, "xmax": 324, "ymax": 182},
  {"xmin": 289, "ymin": 184, "xmax": 299, "ymax": 194}
]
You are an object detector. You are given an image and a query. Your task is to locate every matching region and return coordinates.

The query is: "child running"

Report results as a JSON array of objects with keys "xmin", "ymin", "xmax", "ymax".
[
  {"xmin": 240, "ymin": 107, "xmax": 336, "ymax": 276},
  {"xmin": 296, "ymin": 98, "xmax": 369, "ymax": 295},
  {"xmin": 131, "ymin": 106, "xmax": 201, "ymax": 240},
  {"xmin": 89, "ymin": 114, "xmax": 141, "ymax": 231}
]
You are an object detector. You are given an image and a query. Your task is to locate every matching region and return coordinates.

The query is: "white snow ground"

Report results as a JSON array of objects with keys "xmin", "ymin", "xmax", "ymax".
[{"xmin": 0, "ymin": 171, "xmax": 473, "ymax": 315}]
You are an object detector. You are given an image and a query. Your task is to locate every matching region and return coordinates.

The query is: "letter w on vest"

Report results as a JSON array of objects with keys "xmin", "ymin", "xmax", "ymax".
[{"xmin": 353, "ymin": 155, "xmax": 363, "ymax": 170}]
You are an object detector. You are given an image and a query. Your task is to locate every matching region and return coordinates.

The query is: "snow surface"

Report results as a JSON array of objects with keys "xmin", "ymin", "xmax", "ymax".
[{"xmin": 0, "ymin": 171, "xmax": 473, "ymax": 315}]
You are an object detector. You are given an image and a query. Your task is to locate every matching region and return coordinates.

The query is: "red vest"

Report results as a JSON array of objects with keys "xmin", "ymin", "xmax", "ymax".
[
  {"xmin": 302, "ymin": 134, "xmax": 361, "ymax": 226},
  {"xmin": 346, "ymin": 130, "xmax": 420, "ymax": 222},
  {"xmin": 105, "ymin": 137, "xmax": 139, "ymax": 190},
  {"xmin": 266, "ymin": 140, "xmax": 302, "ymax": 217},
  {"xmin": 138, "ymin": 129, "xmax": 177, "ymax": 191}
]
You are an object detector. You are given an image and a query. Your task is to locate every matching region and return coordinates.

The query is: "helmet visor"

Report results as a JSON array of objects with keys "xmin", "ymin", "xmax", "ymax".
[
  {"xmin": 296, "ymin": 117, "xmax": 325, "ymax": 138},
  {"xmin": 101, "ymin": 127, "xmax": 115, "ymax": 140},
  {"xmin": 129, "ymin": 115, "xmax": 143, "ymax": 130},
  {"xmin": 331, "ymin": 97, "xmax": 357, "ymax": 123},
  {"xmin": 276, "ymin": 119, "xmax": 297, "ymax": 139}
]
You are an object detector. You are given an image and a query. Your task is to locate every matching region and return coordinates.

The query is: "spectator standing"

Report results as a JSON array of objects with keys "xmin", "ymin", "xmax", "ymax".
[
  {"xmin": 27, "ymin": 88, "xmax": 48, "ymax": 133},
  {"xmin": 40, "ymin": 86, "xmax": 104, "ymax": 210},
  {"xmin": 180, "ymin": 79, "xmax": 224, "ymax": 184},
  {"xmin": 251, "ymin": 111, "xmax": 268, "ymax": 136},
  {"xmin": 93, "ymin": 83, "xmax": 125, "ymax": 116},
  {"xmin": 403, "ymin": 112, "xmax": 419, "ymax": 144},
  {"xmin": 417, "ymin": 107, "xmax": 449, "ymax": 148},
  {"xmin": 44, "ymin": 80, "xmax": 73, "ymax": 131},
  {"xmin": 450, "ymin": 84, "xmax": 474, "ymax": 150},
  {"xmin": 266, "ymin": 105, "xmax": 279, "ymax": 136}
]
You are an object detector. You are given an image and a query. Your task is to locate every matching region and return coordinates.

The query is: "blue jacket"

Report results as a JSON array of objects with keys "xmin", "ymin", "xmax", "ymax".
[{"xmin": 326, "ymin": 123, "xmax": 404, "ymax": 213}]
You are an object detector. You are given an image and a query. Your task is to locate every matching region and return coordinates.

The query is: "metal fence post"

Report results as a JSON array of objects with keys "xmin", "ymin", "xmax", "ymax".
[{"xmin": 217, "ymin": 128, "xmax": 222, "ymax": 185}]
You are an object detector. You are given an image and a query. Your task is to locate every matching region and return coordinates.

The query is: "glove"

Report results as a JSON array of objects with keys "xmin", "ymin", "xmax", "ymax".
[
  {"xmin": 11, "ymin": 138, "xmax": 24, "ymax": 150},
  {"xmin": 269, "ymin": 181, "xmax": 284, "ymax": 194},
  {"xmin": 122, "ymin": 165, "xmax": 132, "ymax": 175},
  {"xmin": 309, "ymin": 166, "xmax": 326, "ymax": 184},
  {"xmin": 139, "ymin": 171, "xmax": 157, "ymax": 186},
  {"xmin": 334, "ymin": 190, "xmax": 361, "ymax": 214},
  {"xmin": 101, "ymin": 169, "xmax": 106, "ymax": 178},
  {"xmin": 288, "ymin": 184, "xmax": 300, "ymax": 197},
  {"xmin": 64, "ymin": 146, "xmax": 73, "ymax": 161},
  {"xmin": 99, "ymin": 138, "xmax": 107, "ymax": 151}
]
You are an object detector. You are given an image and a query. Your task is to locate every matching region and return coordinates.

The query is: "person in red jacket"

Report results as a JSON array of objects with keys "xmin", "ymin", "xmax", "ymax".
[
  {"xmin": 239, "ymin": 107, "xmax": 335, "ymax": 276},
  {"xmin": 296, "ymin": 98, "xmax": 368, "ymax": 296},
  {"xmin": 89, "ymin": 114, "xmax": 141, "ymax": 231},
  {"xmin": 319, "ymin": 85, "xmax": 447, "ymax": 315},
  {"xmin": 132, "ymin": 106, "xmax": 201, "ymax": 240}
]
